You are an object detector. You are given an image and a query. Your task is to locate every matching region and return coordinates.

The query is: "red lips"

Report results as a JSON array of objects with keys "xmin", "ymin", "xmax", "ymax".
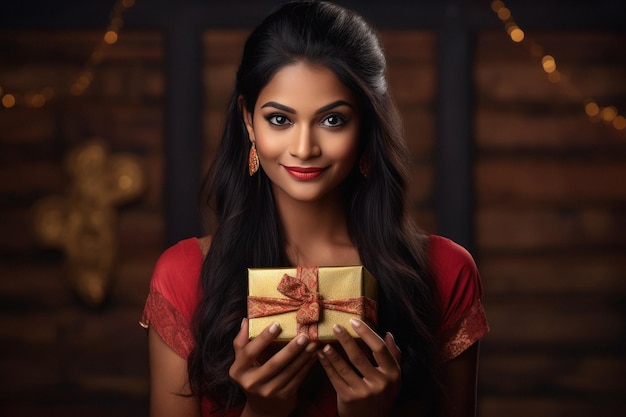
[{"xmin": 283, "ymin": 166, "xmax": 326, "ymax": 180}]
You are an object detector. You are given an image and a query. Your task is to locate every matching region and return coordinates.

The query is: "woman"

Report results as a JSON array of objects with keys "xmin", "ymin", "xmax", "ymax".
[{"xmin": 141, "ymin": 1, "xmax": 489, "ymax": 416}]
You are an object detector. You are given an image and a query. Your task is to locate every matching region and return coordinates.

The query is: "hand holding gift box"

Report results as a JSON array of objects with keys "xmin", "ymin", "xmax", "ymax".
[{"xmin": 247, "ymin": 266, "xmax": 377, "ymax": 342}]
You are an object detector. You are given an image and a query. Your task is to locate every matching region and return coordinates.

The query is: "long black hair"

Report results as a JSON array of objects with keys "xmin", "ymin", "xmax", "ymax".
[{"xmin": 188, "ymin": 0, "xmax": 440, "ymax": 411}]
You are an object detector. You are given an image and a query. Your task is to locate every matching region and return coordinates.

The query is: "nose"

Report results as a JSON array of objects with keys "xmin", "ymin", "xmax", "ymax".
[{"xmin": 289, "ymin": 124, "xmax": 321, "ymax": 160}]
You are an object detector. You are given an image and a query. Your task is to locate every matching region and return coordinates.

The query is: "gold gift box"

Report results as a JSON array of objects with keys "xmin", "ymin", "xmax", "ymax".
[{"xmin": 247, "ymin": 266, "xmax": 377, "ymax": 342}]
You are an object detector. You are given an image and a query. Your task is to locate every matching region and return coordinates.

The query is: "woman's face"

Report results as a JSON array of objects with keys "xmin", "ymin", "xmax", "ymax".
[{"xmin": 243, "ymin": 62, "xmax": 360, "ymax": 204}]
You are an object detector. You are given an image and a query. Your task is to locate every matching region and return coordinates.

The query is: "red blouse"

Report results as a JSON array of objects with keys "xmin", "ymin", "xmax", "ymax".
[{"xmin": 140, "ymin": 235, "xmax": 489, "ymax": 416}]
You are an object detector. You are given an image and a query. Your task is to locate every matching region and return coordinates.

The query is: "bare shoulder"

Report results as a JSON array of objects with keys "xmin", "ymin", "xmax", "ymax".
[{"xmin": 198, "ymin": 235, "xmax": 212, "ymax": 257}]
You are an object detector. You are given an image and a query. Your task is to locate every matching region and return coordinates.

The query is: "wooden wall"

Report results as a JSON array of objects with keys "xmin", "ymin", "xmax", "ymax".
[
  {"xmin": 1, "ymin": 26, "xmax": 625, "ymax": 417},
  {"xmin": 475, "ymin": 31, "xmax": 626, "ymax": 416},
  {"xmin": 0, "ymin": 31, "xmax": 164, "ymax": 416}
]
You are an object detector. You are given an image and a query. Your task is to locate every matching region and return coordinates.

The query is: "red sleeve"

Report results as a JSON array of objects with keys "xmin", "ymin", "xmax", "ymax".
[
  {"xmin": 429, "ymin": 235, "xmax": 489, "ymax": 362},
  {"xmin": 140, "ymin": 239, "xmax": 249, "ymax": 417},
  {"xmin": 140, "ymin": 238, "xmax": 203, "ymax": 359}
]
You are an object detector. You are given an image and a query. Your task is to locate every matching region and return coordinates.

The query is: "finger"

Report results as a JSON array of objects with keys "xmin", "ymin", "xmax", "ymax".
[
  {"xmin": 350, "ymin": 319, "xmax": 400, "ymax": 372},
  {"xmin": 333, "ymin": 322, "xmax": 380, "ymax": 380},
  {"xmin": 318, "ymin": 342, "xmax": 364, "ymax": 389},
  {"xmin": 318, "ymin": 345, "xmax": 349, "ymax": 393},
  {"xmin": 384, "ymin": 332, "xmax": 401, "ymax": 363},
  {"xmin": 232, "ymin": 318, "xmax": 251, "ymax": 352},
  {"xmin": 256, "ymin": 334, "xmax": 314, "ymax": 382},
  {"xmin": 317, "ymin": 345, "xmax": 339, "ymax": 382},
  {"xmin": 236, "ymin": 321, "xmax": 281, "ymax": 366},
  {"xmin": 272, "ymin": 341, "xmax": 319, "ymax": 392}
]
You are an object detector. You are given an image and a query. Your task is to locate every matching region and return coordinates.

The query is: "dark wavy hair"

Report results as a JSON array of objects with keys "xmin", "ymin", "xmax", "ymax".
[{"xmin": 188, "ymin": 0, "xmax": 440, "ymax": 412}]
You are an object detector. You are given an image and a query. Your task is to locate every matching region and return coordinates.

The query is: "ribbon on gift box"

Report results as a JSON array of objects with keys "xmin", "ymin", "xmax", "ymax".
[{"xmin": 247, "ymin": 266, "xmax": 377, "ymax": 341}]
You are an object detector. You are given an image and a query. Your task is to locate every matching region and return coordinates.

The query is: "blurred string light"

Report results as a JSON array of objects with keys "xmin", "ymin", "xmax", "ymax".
[
  {"xmin": 0, "ymin": 0, "xmax": 136, "ymax": 109},
  {"xmin": 491, "ymin": 0, "xmax": 626, "ymax": 131}
]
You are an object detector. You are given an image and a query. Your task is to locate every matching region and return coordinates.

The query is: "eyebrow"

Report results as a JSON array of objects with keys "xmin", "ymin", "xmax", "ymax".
[{"xmin": 260, "ymin": 100, "xmax": 353, "ymax": 115}]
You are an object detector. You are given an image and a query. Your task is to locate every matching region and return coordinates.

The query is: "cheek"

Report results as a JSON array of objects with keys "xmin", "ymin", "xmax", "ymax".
[
  {"xmin": 252, "ymin": 119, "xmax": 279, "ymax": 159},
  {"xmin": 254, "ymin": 130, "xmax": 276, "ymax": 158},
  {"xmin": 325, "ymin": 130, "xmax": 360, "ymax": 161}
]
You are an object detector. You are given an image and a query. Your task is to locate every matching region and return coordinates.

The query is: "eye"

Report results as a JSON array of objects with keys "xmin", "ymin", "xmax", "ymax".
[
  {"xmin": 265, "ymin": 114, "xmax": 292, "ymax": 126},
  {"xmin": 320, "ymin": 114, "xmax": 346, "ymax": 128}
]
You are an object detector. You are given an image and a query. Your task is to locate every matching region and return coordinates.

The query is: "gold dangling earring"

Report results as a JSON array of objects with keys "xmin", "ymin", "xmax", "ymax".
[
  {"xmin": 359, "ymin": 153, "xmax": 370, "ymax": 178},
  {"xmin": 248, "ymin": 141, "xmax": 259, "ymax": 176}
]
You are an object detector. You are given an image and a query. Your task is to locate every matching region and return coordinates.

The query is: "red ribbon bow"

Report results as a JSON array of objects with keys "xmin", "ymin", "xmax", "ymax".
[
  {"xmin": 277, "ymin": 271, "xmax": 322, "ymax": 325},
  {"xmin": 248, "ymin": 266, "xmax": 377, "ymax": 341}
]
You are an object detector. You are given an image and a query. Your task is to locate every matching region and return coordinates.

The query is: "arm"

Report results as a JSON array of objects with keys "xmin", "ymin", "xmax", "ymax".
[
  {"xmin": 148, "ymin": 327, "xmax": 201, "ymax": 417},
  {"xmin": 439, "ymin": 341, "xmax": 480, "ymax": 417}
]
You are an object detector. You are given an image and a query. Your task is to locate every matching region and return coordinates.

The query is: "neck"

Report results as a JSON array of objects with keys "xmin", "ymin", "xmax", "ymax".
[{"xmin": 273, "ymin": 188, "xmax": 358, "ymax": 266}]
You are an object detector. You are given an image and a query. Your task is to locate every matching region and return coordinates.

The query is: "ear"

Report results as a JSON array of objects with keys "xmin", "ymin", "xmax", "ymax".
[{"xmin": 238, "ymin": 95, "xmax": 255, "ymax": 143}]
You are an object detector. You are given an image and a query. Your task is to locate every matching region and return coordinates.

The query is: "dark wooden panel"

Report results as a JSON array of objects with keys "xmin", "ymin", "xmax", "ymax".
[
  {"xmin": 477, "ymin": 158, "xmax": 626, "ymax": 204},
  {"xmin": 480, "ymin": 252, "xmax": 626, "ymax": 295},
  {"xmin": 0, "ymin": 29, "xmax": 163, "ymax": 416},
  {"xmin": 475, "ymin": 29, "xmax": 626, "ymax": 417}
]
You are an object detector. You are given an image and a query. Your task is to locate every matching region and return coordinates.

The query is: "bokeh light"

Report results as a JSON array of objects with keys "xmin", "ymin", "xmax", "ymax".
[
  {"xmin": 509, "ymin": 27, "xmax": 524, "ymax": 42},
  {"xmin": 601, "ymin": 106, "xmax": 618, "ymax": 122},
  {"xmin": 613, "ymin": 116, "xmax": 626, "ymax": 130},
  {"xmin": 542, "ymin": 55, "xmax": 557, "ymax": 73},
  {"xmin": 585, "ymin": 101, "xmax": 600, "ymax": 117},
  {"xmin": 2, "ymin": 94, "xmax": 16, "ymax": 108},
  {"xmin": 104, "ymin": 31, "xmax": 118, "ymax": 45},
  {"xmin": 493, "ymin": 1, "xmax": 624, "ymax": 133}
]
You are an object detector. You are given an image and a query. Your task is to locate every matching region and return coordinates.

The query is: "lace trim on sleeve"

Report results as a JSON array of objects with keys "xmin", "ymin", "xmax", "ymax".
[
  {"xmin": 140, "ymin": 288, "xmax": 195, "ymax": 359},
  {"xmin": 439, "ymin": 297, "xmax": 489, "ymax": 362}
]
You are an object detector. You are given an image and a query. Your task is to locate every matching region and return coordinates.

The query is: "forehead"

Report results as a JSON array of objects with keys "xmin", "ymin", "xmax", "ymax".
[{"xmin": 255, "ymin": 62, "xmax": 357, "ymax": 110}]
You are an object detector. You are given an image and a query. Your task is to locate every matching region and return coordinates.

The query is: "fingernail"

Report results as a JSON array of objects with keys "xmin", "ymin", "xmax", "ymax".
[
  {"xmin": 269, "ymin": 322, "xmax": 280, "ymax": 334},
  {"xmin": 350, "ymin": 318, "xmax": 362, "ymax": 328},
  {"xmin": 333, "ymin": 324, "xmax": 343, "ymax": 334},
  {"xmin": 240, "ymin": 317, "xmax": 246, "ymax": 328},
  {"xmin": 297, "ymin": 334, "xmax": 308, "ymax": 345},
  {"xmin": 306, "ymin": 342, "xmax": 317, "ymax": 352},
  {"xmin": 386, "ymin": 331, "xmax": 395, "ymax": 341},
  {"xmin": 323, "ymin": 344, "xmax": 332, "ymax": 353}
]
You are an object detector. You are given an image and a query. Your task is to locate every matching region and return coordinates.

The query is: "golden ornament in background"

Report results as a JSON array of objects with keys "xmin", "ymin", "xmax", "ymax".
[{"xmin": 33, "ymin": 139, "xmax": 145, "ymax": 308}]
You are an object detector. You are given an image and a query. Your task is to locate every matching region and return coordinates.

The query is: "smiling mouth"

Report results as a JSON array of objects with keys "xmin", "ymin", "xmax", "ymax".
[{"xmin": 283, "ymin": 166, "xmax": 326, "ymax": 180}]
